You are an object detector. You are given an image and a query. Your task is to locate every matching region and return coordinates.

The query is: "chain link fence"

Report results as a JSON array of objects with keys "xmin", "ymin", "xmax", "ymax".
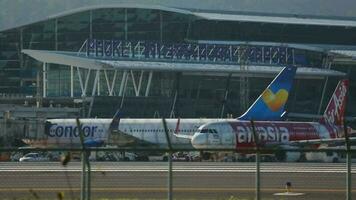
[{"xmin": 0, "ymin": 147, "xmax": 355, "ymax": 200}]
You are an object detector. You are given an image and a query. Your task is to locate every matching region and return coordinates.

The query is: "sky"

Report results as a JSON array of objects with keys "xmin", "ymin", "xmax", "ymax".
[{"xmin": 1, "ymin": 0, "xmax": 356, "ymax": 31}]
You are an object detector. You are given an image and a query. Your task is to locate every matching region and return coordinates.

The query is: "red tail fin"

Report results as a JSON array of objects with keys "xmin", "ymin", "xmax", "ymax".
[{"xmin": 320, "ymin": 79, "xmax": 349, "ymax": 126}]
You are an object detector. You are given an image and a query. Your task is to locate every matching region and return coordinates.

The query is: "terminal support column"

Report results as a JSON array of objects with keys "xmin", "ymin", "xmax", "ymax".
[
  {"xmin": 71, "ymin": 66, "xmax": 74, "ymax": 97},
  {"xmin": 104, "ymin": 70, "xmax": 118, "ymax": 96},
  {"xmin": 42, "ymin": 62, "xmax": 47, "ymax": 98},
  {"xmin": 145, "ymin": 71, "xmax": 153, "ymax": 97},
  {"xmin": 317, "ymin": 56, "xmax": 333, "ymax": 115},
  {"xmin": 119, "ymin": 71, "xmax": 128, "ymax": 96},
  {"xmin": 220, "ymin": 73, "xmax": 232, "ymax": 118}
]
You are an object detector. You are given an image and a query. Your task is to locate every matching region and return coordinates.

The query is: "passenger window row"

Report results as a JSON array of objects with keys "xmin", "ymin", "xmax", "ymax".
[{"xmin": 123, "ymin": 129, "xmax": 197, "ymax": 133}]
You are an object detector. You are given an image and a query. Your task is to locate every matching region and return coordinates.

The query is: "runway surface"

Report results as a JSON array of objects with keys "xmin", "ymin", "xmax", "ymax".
[{"xmin": 0, "ymin": 162, "xmax": 355, "ymax": 199}]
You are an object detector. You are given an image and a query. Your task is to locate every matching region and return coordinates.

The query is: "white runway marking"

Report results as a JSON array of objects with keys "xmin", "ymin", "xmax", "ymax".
[
  {"xmin": 0, "ymin": 162, "xmax": 355, "ymax": 173},
  {"xmin": 274, "ymin": 192, "xmax": 305, "ymax": 196}
]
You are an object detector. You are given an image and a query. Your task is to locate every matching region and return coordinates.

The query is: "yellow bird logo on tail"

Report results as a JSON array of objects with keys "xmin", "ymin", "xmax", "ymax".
[{"xmin": 261, "ymin": 89, "xmax": 289, "ymax": 112}]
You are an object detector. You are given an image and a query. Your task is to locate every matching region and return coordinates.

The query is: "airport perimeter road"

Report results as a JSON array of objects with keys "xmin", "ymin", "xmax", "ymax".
[{"xmin": 0, "ymin": 162, "xmax": 355, "ymax": 200}]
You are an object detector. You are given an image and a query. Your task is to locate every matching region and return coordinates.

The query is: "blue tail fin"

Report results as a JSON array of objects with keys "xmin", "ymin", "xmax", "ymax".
[{"xmin": 238, "ymin": 66, "xmax": 297, "ymax": 121}]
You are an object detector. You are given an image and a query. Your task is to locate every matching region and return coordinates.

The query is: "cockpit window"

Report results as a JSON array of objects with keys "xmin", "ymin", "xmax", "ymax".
[
  {"xmin": 200, "ymin": 129, "xmax": 218, "ymax": 133},
  {"xmin": 200, "ymin": 129, "xmax": 209, "ymax": 133}
]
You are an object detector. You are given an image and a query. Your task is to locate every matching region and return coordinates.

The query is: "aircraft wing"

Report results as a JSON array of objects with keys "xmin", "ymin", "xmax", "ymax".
[
  {"xmin": 108, "ymin": 130, "xmax": 157, "ymax": 147},
  {"xmin": 109, "ymin": 131, "xmax": 195, "ymax": 149},
  {"xmin": 22, "ymin": 138, "xmax": 105, "ymax": 148},
  {"xmin": 108, "ymin": 110, "xmax": 157, "ymax": 147}
]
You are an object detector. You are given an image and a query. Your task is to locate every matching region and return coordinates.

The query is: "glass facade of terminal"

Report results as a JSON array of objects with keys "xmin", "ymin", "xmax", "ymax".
[{"xmin": 0, "ymin": 8, "xmax": 355, "ymax": 118}]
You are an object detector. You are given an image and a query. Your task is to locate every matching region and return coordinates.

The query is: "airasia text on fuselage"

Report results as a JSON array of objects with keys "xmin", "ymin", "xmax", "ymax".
[{"xmin": 234, "ymin": 123, "xmax": 290, "ymax": 144}]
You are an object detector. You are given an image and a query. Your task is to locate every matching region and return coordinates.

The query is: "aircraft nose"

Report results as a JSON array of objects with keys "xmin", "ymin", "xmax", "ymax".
[{"xmin": 191, "ymin": 133, "xmax": 206, "ymax": 149}]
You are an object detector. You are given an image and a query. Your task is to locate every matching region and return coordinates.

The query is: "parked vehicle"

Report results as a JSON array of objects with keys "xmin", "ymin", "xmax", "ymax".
[
  {"xmin": 19, "ymin": 153, "xmax": 48, "ymax": 162},
  {"xmin": 172, "ymin": 152, "xmax": 192, "ymax": 161},
  {"xmin": 10, "ymin": 152, "xmax": 23, "ymax": 161},
  {"xmin": 96, "ymin": 151, "xmax": 137, "ymax": 161}
]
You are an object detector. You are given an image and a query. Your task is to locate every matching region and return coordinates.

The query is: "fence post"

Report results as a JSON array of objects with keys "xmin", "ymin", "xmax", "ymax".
[
  {"xmin": 81, "ymin": 150, "xmax": 87, "ymax": 200},
  {"xmin": 76, "ymin": 118, "xmax": 92, "ymax": 200},
  {"xmin": 162, "ymin": 118, "xmax": 173, "ymax": 200},
  {"xmin": 168, "ymin": 151, "xmax": 173, "ymax": 200},
  {"xmin": 255, "ymin": 150, "xmax": 261, "ymax": 200},
  {"xmin": 346, "ymin": 149, "xmax": 351, "ymax": 200},
  {"xmin": 344, "ymin": 118, "xmax": 351, "ymax": 200},
  {"xmin": 86, "ymin": 150, "xmax": 91, "ymax": 200},
  {"xmin": 250, "ymin": 120, "xmax": 260, "ymax": 200}
]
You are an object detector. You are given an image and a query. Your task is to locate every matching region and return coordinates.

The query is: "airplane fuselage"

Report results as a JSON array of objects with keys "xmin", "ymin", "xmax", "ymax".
[
  {"xmin": 191, "ymin": 120, "xmax": 343, "ymax": 149},
  {"xmin": 43, "ymin": 118, "xmax": 225, "ymax": 147}
]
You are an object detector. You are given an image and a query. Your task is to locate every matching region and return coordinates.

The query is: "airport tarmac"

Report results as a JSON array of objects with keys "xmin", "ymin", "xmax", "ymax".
[{"xmin": 0, "ymin": 162, "xmax": 355, "ymax": 199}]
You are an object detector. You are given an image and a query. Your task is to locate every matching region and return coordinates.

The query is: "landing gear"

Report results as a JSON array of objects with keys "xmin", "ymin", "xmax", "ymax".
[
  {"xmin": 199, "ymin": 151, "xmax": 213, "ymax": 161},
  {"xmin": 275, "ymin": 148, "xmax": 286, "ymax": 162}
]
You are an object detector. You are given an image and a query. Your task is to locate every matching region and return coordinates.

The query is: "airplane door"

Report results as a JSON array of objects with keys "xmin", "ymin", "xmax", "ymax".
[
  {"xmin": 220, "ymin": 124, "xmax": 235, "ymax": 148},
  {"xmin": 208, "ymin": 130, "xmax": 220, "ymax": 145}
]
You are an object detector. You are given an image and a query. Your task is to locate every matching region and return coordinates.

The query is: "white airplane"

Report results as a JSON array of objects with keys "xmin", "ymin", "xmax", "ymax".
[
  {"xmin": 40, "ymin": 118, "xmax": 222, "ymax": 147},
  {"xmin": 23, "ymin": 66, "xmax": 297, "ymax": 148}
]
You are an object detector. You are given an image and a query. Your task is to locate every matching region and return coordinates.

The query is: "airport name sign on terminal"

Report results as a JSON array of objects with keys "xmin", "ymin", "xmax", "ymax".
[{"xmin": 84, "ymin": 39, "xmax": 296, "ymax": 65}]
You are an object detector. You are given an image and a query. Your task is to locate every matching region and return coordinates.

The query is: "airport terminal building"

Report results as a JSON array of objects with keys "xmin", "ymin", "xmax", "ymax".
[{"xmin": 1, "ymin": 0, "xmax": 356, "ymax": 119}]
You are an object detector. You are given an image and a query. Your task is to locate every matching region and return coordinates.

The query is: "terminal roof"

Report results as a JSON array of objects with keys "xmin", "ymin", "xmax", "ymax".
[
  {"xmin": 22, "ymin": 49, "xmax": 346, "ymax": 78},
  {"xmin": 2, "ymin": 1, "xmax": 356, "ymax": 31}
]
